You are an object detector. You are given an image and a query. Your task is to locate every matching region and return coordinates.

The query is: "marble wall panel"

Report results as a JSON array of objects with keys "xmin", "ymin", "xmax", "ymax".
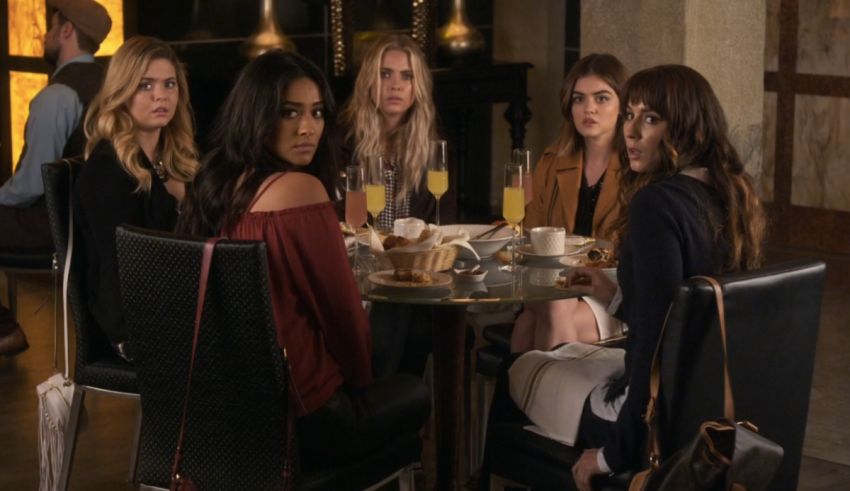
[
  {"xmin": 10, "ymin": 72, "xmax": 49, "ymax": 169},
  {"xmin": 797, "ymin": 0, "xmax": 850, "ymax": 77},
  {"xmin": 96, "ymin": 0, "xmax": 124, "ymax": 56},
  {"xmin": 761, "ymin": 92, "xmax": 777, "ymax": 202},
  {"xmin": 765, "ymin": 0, "xmax": 779, "ymax": 71},
  {"xmin": 792, "ymin": 95, "xmax": 850, "ymax": 211},
  {"xmin": 8, "ymin": 0, "xmax": 46, "ymax": 57}
]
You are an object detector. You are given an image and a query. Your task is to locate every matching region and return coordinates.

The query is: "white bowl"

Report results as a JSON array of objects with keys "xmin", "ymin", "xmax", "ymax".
[
  {"xmin": 453, "ymin": 268, "xmax": 488, "ymax": 283},
  {"xmin": 440, "ymin": 224, "xmax": 514, "ymax": 259}
]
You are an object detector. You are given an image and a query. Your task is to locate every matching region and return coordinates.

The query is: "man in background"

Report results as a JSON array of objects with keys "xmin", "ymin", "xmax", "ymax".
[{"xmin": 0, "ymin": 0, "xmax": 111, "ymax": 356}]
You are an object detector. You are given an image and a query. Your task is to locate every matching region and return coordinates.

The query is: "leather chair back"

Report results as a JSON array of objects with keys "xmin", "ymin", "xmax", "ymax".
[
  {"xmin": 657, "ymin": 258, "xmax": 826, "ymax": 491},
  {"xmin": 42, "ymin": 160, "xmax": 136, "ymax": 390},
  {"xmin": 116, "ymin": 225, "xmax": 296, "ymax": 491}
]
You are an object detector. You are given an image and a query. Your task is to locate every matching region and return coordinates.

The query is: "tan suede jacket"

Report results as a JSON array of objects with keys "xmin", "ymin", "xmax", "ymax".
[{"xmin": 524, "ymin": 146, "xmax": 621, "ymax": 240}]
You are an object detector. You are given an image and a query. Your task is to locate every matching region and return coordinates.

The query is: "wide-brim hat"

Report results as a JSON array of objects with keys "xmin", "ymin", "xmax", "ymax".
[{"xmin": 48, "ymin": 0, "xmax": 112, "ymax": 45}]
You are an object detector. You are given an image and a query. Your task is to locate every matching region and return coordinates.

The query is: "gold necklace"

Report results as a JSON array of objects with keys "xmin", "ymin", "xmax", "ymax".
[{"xmin": 151, "ymin": 158, "xmax": 168, "ymax": 182}]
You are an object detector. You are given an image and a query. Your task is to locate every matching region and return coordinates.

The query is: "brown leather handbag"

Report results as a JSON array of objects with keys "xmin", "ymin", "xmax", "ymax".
[
  {"xmin": 628, "ymin": 276, "xmax": 784, "ymax": 491},
  {"xmin": 169, "ymin": 238, "xmax": 295, "ymax": 491}
]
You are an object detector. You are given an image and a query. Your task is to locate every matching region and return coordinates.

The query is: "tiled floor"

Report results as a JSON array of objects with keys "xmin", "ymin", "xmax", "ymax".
[{"xmin": 0, "ymin": 244, "xmax": 848, "ymax": 489}]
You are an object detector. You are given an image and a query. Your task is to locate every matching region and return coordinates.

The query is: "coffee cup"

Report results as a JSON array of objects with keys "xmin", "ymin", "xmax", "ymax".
[{"xmin": 530, "ymin": 227, "xmax": 566, "ymax": 255}]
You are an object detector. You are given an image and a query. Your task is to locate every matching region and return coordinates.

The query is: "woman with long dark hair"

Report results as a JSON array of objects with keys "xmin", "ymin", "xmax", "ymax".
[
  {"xmin": 479, "ymin": 64, "xmax": 765, "ymax": 491},
  {"xmin": 178, "ymin": 50, "xmax": 430, "ymax": 470}
]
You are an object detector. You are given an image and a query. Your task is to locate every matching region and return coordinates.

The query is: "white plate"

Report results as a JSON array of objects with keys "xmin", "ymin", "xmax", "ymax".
[
  {"xmin": 517, "ymin": 243, "xmax": 584, "ymax": 258},
  {"xmin": 559, "ymin": 255, "xmax": 617, "ymax": 273},
  {"xmin": 367, "ymin": 271, "xmax": 452, "ymax": 288}
]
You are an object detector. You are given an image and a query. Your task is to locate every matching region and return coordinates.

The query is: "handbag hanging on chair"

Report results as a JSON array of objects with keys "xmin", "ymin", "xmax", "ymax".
[
  {"xmin": 629, "ymin": 276, "xmax": 783, "ymax": 491},
  {"xmin": 169, "ymin": 238, "xmax": 297, "ymax": 491},
  {"xmin": 36, "ymin": 159, "xmax": 86, "ymax": 491}
]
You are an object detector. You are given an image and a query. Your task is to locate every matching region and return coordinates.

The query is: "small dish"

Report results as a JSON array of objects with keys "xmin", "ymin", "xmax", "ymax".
[
  {"xmin": 453, "ymin": 267, "xmax": 488, "ymax": 283},
  {"xmin": 517, "ymin": 243, "xmax": 583, "ymax": 258}
]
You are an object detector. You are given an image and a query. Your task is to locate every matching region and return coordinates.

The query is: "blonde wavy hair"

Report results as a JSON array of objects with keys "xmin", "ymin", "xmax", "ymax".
[
  {"xmin": 339, "ymin": 34, "xmax": 437, "ymax": 203},
  {"xmin": 84, "ymin": 36, "xmax": 198, "ymax": 191}
]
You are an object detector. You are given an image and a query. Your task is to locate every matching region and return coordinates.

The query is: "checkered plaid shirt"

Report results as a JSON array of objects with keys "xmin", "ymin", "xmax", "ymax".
[{"xmin": 376, "ymin": 159, "xmax": 411, "ymax": 232}]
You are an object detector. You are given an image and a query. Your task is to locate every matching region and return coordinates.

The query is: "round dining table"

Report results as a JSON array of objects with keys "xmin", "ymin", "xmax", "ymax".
[{"xmin": 355, "ymin": 252, "xmax": 589, "ymax": 491}]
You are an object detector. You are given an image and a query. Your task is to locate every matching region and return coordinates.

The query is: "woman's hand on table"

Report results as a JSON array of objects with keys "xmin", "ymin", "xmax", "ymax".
[
  {"xmin": 565, "ymin": 266, "xmax": 617, "ymax": 305},
  {"xmin": 572, "ymin": 448, "xmax": 605, "ymax": 491}
]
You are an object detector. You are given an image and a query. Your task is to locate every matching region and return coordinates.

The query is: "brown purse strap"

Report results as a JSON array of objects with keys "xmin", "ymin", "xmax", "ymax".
[
  {"xmin": 169, "ymin": 237, "xmax": 296, "ymax": 491},
  {"xmin": 643, "ymin": 275, "xmax": 734, "ymax": 467},
  {"xmin": 170, "ymin": 237, "xmax": 223, "ymax": 490}
]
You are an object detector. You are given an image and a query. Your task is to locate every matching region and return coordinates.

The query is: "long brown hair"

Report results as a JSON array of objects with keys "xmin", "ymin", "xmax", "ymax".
[
  {"xmin": 177, "ymin": 50, "xmax": 340, "ymax": 237},
  {"xmin": 550, "ymin": 53, "xmax": 628, "ymax": 157},
  {"xmin": 609, "ymin": 64, "xmax": 765, "ymax": 272}
]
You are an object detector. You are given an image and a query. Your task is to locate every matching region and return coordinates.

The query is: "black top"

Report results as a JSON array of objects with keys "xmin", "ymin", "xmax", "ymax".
[
  {"xmin": 573, "ymin": 170, "xmax": 607, "ymax": 237},
  {"xmin": 73, "ymin": 140, "xmax": 179, "ymax": 345},
  {"xmin": 603, "ymin": 173, "xmax": 728, "ymax": 472}
]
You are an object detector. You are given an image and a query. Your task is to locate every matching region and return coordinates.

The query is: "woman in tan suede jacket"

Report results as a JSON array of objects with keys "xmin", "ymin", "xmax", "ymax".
[
  {"xmin": 512, "ymin": 53, "xmax": 628, "ymax": 352},
  {"xmin": 524, "ymin": 146, "xmax": 620, "ymax": 238}
]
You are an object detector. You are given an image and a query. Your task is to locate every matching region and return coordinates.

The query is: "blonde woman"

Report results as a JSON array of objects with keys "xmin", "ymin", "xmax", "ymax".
[
  {"xmin": 74, "ymin": 36, "xmax": 198, "ymax": 360},
  {"xmin": 339, "ymin": 34, "xmax": 456, "ymax": 228}
]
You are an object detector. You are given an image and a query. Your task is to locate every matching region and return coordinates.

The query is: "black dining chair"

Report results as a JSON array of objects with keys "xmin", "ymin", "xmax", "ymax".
[
  {"xmin": 0, "ymin": 247, "xmax": 54, "ymax": 331},
  {"xmin": 486, "ymin": 258, "xmax": 826, "ymax": 491},
  {"xmin": 116, "ymin": 225, "xmax": 425, "ymax": 491},
  {"xmin": 41, "ymin": 161, "xmax": 143, "ymax": 490}
]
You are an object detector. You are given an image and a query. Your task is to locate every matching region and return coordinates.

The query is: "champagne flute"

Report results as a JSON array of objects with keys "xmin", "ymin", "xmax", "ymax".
[
  {"xmin": 501, "ymin": 164, "xmax": 526, "ymax": 273},
  {"xmin": 513, "ymin": 148, "xmax": 533, "ymax": 244},
  {"xmin": 428, "ymin": 140, "xmax": 449, "ymax": 226},
  {"xmin": 345, "ymin": 165, "xmax": 367, "ymax": 276},
  {"xmin": 365, "ymin": 155, "xmax": 387, "ymax": 232}
]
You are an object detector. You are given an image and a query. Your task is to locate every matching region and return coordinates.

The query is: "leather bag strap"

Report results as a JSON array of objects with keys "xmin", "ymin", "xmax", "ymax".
[
  {"xmin": 643, "ymin": 275, "xmax": 734, "ymax": 466},
  {"xmin": 170, "ymin": 238, "xmax": 223, "ymax": 490}
]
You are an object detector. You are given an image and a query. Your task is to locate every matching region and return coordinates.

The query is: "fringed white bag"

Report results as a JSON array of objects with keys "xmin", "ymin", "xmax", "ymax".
[{"xmin": 36, "ymin": 159, "xmax": 78, "ymax": 491}]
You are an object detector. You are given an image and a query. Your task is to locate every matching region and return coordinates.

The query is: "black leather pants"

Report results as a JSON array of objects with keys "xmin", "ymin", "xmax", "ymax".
[
  {"xmin": 296, "ymin": 373, "xmax": 431, "ymax": 472},
  {"xmin": 369, "ymin": 303, "xmax": 433, "ymax": 379}
]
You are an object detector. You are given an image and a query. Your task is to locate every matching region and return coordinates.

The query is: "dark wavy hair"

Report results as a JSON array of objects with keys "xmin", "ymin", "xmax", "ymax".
[
  {"xmin": 177, "ymin": 49, "xmax": 341, "ymax": 237},
  {"xmin": 609, "ymin": 64, "xmax": 765, "ymax": 272}
]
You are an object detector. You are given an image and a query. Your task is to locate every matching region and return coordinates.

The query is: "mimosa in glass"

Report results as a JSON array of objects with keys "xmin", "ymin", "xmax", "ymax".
[
  {"xmin": 366, "ymin": 155, "xmax": 387, "ymax": 231},
  {"xmin": 501, "ymin": 164, "xmax": 526, "ymax": 273},
  {"xmin": 429, "ymin": 140, "xmax": 448, "ymax": 226},
  {"xmin": 346, "ymin": 165, "xmax": 367, "ymax": 275},
  {"xmin": 513, "ymin": 148, "xmax": 533, "ymax": 243}
]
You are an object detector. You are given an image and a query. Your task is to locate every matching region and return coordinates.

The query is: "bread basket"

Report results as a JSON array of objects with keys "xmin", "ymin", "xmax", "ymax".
[{"xmin": 374, "ymin": 243, "xmax": 460, "ymax": 272}]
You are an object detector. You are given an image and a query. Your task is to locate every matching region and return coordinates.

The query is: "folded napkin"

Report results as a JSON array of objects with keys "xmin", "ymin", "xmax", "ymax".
[{"xmin": 368, "ymin": 224, "xmax": 480, "ymax": 260}]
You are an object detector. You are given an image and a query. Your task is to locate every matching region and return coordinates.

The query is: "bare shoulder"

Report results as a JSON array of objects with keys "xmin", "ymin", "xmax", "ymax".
[{"xmin": 250, "ymin": 172, "xmax": 329, "ymax": 212}]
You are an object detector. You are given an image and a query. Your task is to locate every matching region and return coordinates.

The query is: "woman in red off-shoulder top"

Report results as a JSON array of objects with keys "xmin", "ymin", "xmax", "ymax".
[{"xmin": 178, "ymin": 50, "xmax": 430, "ymax": 470}]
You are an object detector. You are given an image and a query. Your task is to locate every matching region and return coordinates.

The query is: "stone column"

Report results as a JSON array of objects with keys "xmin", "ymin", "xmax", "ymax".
[{"xmin": 582, "ymin": 0, "xmax": 766, "ymax": 178}]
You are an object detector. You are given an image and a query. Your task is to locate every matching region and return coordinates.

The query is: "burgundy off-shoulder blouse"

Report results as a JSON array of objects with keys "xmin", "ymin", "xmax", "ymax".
[{"xmin": 229, "ymin": 201, "xmax": 372, "ymax": 417}]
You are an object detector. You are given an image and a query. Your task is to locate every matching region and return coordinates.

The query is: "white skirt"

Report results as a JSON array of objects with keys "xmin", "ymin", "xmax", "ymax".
[{"xmin": 583, "ymin": 296, "xmax": 628, "ymax": 341}]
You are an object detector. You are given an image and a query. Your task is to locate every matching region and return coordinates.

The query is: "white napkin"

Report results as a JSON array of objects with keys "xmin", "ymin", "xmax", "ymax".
[{"xmin": 369, "ymin": 224, "xmax": 480, "ymax": 260}]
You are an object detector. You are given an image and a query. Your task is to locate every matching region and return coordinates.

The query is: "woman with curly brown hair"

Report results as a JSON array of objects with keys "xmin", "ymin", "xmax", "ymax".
[{"xmin": 479, "ymin": 64, "xmax": 765, "ymax": 491}]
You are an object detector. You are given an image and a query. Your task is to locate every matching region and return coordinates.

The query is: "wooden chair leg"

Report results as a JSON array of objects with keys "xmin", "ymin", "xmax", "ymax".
[
  {"xmin": 476, "ymin": 373, "xmax": 491, "ymax": 469},
  {"xmin": 6, "ymin": 271, "xmax": 17, "ymax": 321},
  {"xmin": 58, "ymin": 387, "xmax": 86, "ymax": 491},
  {"xmin": 423, "ymin": 354, "xmax": 434, "ymax": 439},
  {"xmin": 465, "ymin": 345, "xmax": 473, "ymax": 476},
  {"xmin": 128, "ymin": 400, "xmax": 143, "ymax": 483}
]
